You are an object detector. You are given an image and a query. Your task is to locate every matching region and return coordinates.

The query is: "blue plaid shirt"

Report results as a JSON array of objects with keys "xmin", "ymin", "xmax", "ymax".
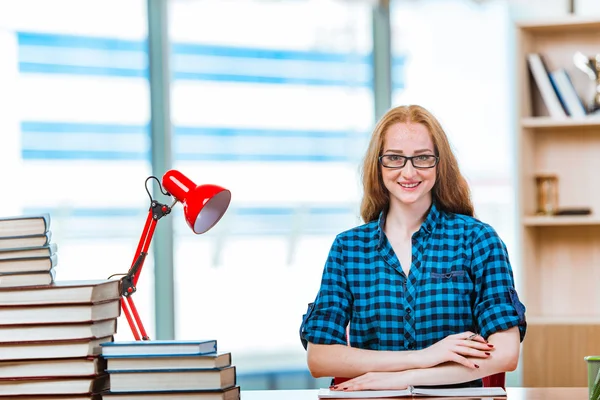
[{"xmin": 301, "ymin": 202, "xmax": 526, "ymax": 353}]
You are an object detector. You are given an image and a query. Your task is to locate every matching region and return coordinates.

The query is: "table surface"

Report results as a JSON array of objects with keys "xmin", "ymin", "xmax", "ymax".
[{"xmin": 241, "ymin": 387, "xmax": 588, "ymax": 399}]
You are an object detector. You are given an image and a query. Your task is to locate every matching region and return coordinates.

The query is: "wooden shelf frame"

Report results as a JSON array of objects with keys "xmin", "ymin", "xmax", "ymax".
[
  {"xmin": 523, "ymin": 215, "xmax": 600, "ymax": 226},
  {"xmin": 516, "ymin": 17, "xmax": 600, "ymax": 388},
  {"xmin": 521, "ymin": 116, "xmax": 600, "ymax": 129}
]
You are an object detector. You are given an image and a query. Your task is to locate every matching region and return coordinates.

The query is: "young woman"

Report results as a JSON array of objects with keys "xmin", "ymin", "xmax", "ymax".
[{"xmin": 299, "ymin": 105, "xmax": 526, "ymax": 390}]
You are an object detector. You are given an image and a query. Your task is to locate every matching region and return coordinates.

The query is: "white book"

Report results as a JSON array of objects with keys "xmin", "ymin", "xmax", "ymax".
[
  {"xmin": 527, "ymin": 53, "xmax": 567, "ymax": 118},
  {"xmin": 0, "ymin": 299, "xmax": 120, "ymax": 325},
  {"xmin": 0, "ymin": 319, "xmax": 116, "ymax": 343},
  {"xmin": 0, "ymin": 336, "xmax": 113, "ymax": 361},
  {"xmin": 318, "ymin": 386, "xmax": 507, "ymax": 398}
]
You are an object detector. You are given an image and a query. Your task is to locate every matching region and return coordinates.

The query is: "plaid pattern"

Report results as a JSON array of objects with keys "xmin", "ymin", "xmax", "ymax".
[{"xmin": 301, "ymin": 202, "xmax": 526, "ymax": 351}]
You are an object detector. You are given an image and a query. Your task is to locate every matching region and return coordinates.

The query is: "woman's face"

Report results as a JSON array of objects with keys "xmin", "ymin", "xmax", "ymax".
[{"xmin": 380, "ymin": 122, "xmax": 437, "ymax": 209}]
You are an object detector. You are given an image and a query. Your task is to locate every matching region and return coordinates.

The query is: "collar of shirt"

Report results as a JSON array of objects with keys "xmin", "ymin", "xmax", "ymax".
[{"xmin": 376, "ymin": 201, "xmax": 441, "ymax": 250}]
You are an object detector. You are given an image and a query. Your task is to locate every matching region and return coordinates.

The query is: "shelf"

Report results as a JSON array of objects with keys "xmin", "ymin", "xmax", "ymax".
[
  {"xmin": 521, "ymin": 117, "xmax": 600, "ymax": 129},
  {"xmin": 517, "ymin": 17, "xmax": 600, "ymax": 32},
  {"xmin": 523, "ymin": 215, "xmax": 600, "ymax": 226}
]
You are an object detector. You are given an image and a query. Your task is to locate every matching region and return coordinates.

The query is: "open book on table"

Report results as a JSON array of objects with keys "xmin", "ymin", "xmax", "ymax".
[{"xmin": 318, "ymin": 386, "xmax": 507, "ymax": 398}]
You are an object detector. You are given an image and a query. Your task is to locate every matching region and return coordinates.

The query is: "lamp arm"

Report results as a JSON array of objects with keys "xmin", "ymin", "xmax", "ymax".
[{"xmin": 119, "ymin": 199, "xmax": 173, "ymax": 341}]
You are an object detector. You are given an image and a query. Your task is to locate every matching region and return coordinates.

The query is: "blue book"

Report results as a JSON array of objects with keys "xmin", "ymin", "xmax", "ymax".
[{"xmin": 101, "ymin": 339, "xmax": 217, "ymax": 357}]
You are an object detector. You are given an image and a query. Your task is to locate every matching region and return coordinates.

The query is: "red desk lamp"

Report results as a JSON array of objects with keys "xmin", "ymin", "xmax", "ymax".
[{"xmin": 118, "ymin": 169, "xmax": 231, "ymax": 340}]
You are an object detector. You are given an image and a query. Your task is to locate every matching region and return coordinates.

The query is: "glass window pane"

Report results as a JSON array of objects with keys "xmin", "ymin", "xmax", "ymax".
[
  {"xmin": 391, "ymin": 0, "xmax": 516, "ymax": 253},
  {"xmin": 168, "ymin": 0, "xmax": 373, "ymax": 388},
  {"xmin": 0, "ymin": 0, "xmax": 152, "ymax": 341}
]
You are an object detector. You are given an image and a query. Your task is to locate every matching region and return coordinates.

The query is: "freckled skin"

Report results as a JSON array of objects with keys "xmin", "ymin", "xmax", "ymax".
[{"xmin": 381, "ymin": 122, "xmax": 437, "ymax": 210}]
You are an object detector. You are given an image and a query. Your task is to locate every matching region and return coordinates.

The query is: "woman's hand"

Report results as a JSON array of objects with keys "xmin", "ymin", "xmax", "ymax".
[
  {"xmin": 417, "ymin": 331, "xmax": 493, "ymax": 369},
  {"xmin": 331, "ymin": 371, "xmax": 409, "ymax": 391}
]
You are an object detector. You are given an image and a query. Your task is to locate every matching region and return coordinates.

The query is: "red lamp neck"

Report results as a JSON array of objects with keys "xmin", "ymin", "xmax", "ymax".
[{"xmin": 162, "ymin": 170, "xmax": 196, "ymax": 201}]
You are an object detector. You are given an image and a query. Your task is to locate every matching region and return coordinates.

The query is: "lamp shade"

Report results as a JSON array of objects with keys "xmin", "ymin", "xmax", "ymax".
[{"xmin": 162, "ymin": 169, "xmax": 231, "ymax": 234}]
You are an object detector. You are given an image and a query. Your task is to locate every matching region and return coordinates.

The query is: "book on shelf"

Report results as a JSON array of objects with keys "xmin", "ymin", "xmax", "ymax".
[
  {"xmin": 0, "ymin": 299, "xmax": 120, "ymax": 325},
  {"xmin": 0, "ymin": 357, "xmax": 106, "ymax": 379},
  {"xmin": 526, "ymin": 53, "xmax": 567, "ymax": 118},
  {"xmin": 0, "ymin": 268, "xmax": 56, "ymax": 288},
  {"xmin": 101, "ymin": 339, "xmax": 217, "ymax": 357},
  {"xmin": 108, "ymin": 366, "xmax": 236, "ymax": 392},
  {"xmin": 318, "ymin": 386, "xmax": 507, "ymax": 398},
  {"xmin": 0, "ymin": 243, "xmax": 57, "ymax": 261},
  {"xmin": 103, "ymin": 385, "xmax": 241, "ymax": 400},
  {"xmin": 0, "ymin": 279, "xmax": 121, "ymax": 306},
  {"xmin": 0, "ymin": 336, "xmax": 113, "ymax": 361},
  {"xmin": 0, "ymin": 374, "xmax": 108, "ymax": 396},
  {"xmin": 0, "ymin": 319, "xmax": 117, "ymax": 343},
  {"xmin": 0, "ymin": 231, "xmax": 52, "ymax": 250},
  {"xmin": 549, "ymin": 68, "xmax": 587, "ymax": 117},
  {"xmin": 105, "ymin": 351, "xmax": 231, "ymax": 371},
  {"xmin": 0, "ymin": 253, "xmax": 57, "ymax": 274},
  {"xmin": 0, "ymin": 214, "xmax": 50, "ymax": 238}
]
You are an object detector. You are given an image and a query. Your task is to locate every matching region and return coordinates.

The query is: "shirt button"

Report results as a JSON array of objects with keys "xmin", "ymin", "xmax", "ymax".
[
  {"xmin": 408, "ymin": 343, "xmax": 415, "ymax": 350},
  {"xmin": 405, "ymin": 307, "xmax": 411, "ymax": 314}
]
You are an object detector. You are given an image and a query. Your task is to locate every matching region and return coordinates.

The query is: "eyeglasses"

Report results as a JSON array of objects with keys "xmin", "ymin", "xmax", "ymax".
[{"xmin": 379, "ymin": 154, "xmax": 439, "ymax": 169}]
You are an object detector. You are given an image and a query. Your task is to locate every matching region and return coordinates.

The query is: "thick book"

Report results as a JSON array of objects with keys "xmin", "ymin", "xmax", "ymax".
[
  {"xmin": 0, "ymin": 243, "xmax": 57, "ymax": 261},
  {"xmin": 0, "ymin": 214, "xmax": 50, "ymax": 238},
  {"xmin": 101, "ymin": 339, "xmax": 217, "ymax": 357},
  {"xmin": 0, "ymin": 299, "xmax": 120, "ymax": 325},
  {"xmin": 318, "ymin": 386, "xmax": 507, "ymax": 398},
  {"xmin": 106, "ymin": 351, "xmax": 231, "ymax": 371},
  {"xmin": 108, "ymin": 366, "xmax": 236, "ymax": 392},
  {"xmin": 0, "ymin": 319, "xmax": 117, "ymax": 343},
  {"xmin": 0, "ymin": 279, "xmax": 121, "ymax": 306},
  {"xmin": 103, "ymin": 385, "xmax": 240, "ymax": 400},
  {"xmin": 0, "ymin": 253, "xmax": 57, "ymax": 274},
  {"xmin": 0, "ymin": 357, "xmax": 106, "ymax": 379},
  {"xmin": 527, "ymin": 53, "xmax": 567, "ymax": 118},
  {"xmin": 0, "ymin": 374, "xmax": 108, "ymax": 396},
  {"xmin": 0, "ymin": 336, "xmax": 113, "ymax": 361},
  {"xmin": 0, "ymin": 268, "xmax": 56, "ymax": 288},
  {"xmin": 0, "ymin": 231, "xmax": 52, "ymax": 250}
]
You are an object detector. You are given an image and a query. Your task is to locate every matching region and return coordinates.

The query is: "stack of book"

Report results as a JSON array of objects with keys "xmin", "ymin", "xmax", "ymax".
[
  {"xmin": 0, "ymin": 279, "xmax": 122, "ymax": 398},
  {"xmin": 0, "ymin": 213, "xmax": 57, "ymax": 287},
  {"xmin": 101, "ymin": 340, "xmax": 240, "ymax": 400}
]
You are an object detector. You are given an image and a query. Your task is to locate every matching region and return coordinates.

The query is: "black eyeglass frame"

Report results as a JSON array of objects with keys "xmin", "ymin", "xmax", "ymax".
[{"xmin": 378, "ymin": 154, "xmax": 439, "ymax": 169}]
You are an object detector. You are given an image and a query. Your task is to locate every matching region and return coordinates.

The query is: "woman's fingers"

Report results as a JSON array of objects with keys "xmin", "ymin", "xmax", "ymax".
[
  {"xmin": 464, "ymin": 332, "xmax": 487, "ymax": 343},
  {"xmin": 332, "ymin": 372, "xmax": 373, "ymax": 391},
  {"xmin": 453, "ymin": 345, "xmax": 492, "ymax": 358},
  {"xmin": 450, "ymin": 353, "xmax": 480, "ymax": 369},
  {"xmin": 459, "ymin": 340, "xmax": 494, "ymax": 351}
]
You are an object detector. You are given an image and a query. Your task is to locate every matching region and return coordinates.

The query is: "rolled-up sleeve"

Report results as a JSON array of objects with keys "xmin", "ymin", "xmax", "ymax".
[
  {"xmin": 300, "ymin": 236, "xmax": 351, "ymax": 347},
  {"xmin": 471, "ymin": 225, "xmax": 527, "ymax": 342}
]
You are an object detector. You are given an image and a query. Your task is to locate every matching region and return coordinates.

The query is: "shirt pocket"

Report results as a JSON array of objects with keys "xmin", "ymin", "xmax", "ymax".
[
  {"xmin": 422, "ymin": 270, "xmax": 474, "ymax": 327},
  {"xmin": 428, "ymin": 270, "xmax": 473, "ymax": 295}
]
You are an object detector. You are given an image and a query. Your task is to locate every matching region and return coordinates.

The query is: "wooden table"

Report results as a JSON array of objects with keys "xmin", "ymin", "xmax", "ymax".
[{"xmin": 241, "ymin": 387, "xmax": 588, "ymax": 399}]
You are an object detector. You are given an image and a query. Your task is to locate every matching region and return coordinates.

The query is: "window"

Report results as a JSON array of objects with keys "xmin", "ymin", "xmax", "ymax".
[
  {"xmin": 0, "ymin": 0, "xmax": 153, "ymax": 339},
  {"xmin": 167, "ymin": 0, "xmax": 373, "ymax": 379},
  {"xmin": 391, "ymin": 0, "xmax": 515, "ymax": 253}
]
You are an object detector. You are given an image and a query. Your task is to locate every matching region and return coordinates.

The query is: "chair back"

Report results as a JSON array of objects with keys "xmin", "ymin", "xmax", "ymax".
[{"xmin": 482, "ymin": 372, "xmax": 505, "ymax": 389}]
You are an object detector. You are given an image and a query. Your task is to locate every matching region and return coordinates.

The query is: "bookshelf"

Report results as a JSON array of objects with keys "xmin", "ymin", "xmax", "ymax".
[{"xmin": 517, "ymin": 18, "xmax": 600, "ymax": 387}]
